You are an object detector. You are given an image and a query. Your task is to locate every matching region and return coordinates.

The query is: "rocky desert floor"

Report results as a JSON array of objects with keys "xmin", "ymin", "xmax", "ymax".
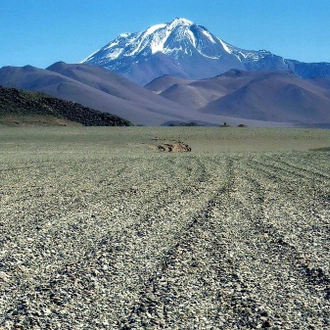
[{"xmin": 0, "ymin": 127, "xmax": 329, "ymax": 329}]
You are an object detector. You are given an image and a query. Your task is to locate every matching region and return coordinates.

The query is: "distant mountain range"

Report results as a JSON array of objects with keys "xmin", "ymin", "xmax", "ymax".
[
  {"xmin": 0, "ymin": 85, "xmax": 132, "ymax": 126},
  {"xmin": 1, "ymin": 18, "xmax": 330, "ymax": 127},
  {"xmin": 81, "ymin": 17, "xmax": 330, "ymax": 86},
  {"xmin": 1, "ymin": 62, "xmax": 330, "ymax": 127},
  {"xmin": 146, "ymin": 70, "xmax": 330, "ymax": 126},
  {"xmin": 0, "ymin": 62, "xmax": 196, "ymax": 125}
]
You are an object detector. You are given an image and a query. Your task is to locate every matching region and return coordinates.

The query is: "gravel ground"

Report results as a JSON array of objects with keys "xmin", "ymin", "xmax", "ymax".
[{"xmin": 0, "ymin": 128, "xmax": 329, "ymax": 329}]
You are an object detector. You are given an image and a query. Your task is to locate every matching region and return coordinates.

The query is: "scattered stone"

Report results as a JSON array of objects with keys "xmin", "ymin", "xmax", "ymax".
[
  {"xmin": 152, "ymin": 141, "xmax": 191, "ymax": 152},
  {"xmin": 1, "ymin": 132, "xmax": 330, "ymax": 329}
]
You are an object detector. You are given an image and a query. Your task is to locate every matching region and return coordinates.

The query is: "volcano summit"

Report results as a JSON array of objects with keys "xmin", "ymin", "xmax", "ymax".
[{"xmin": 81, "ymin": 18, "xmax": 330, "ymax": 85}]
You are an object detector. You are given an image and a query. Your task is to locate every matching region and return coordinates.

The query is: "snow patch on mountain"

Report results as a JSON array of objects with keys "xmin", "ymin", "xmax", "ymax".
[
  {"xmin": 81, "ymin": 17, "xmax": 330, "ymax": 85},
  {"xmin": 170, "ymin": 17, "xmax": 193, "ymax": 27},
  {"xmin": 106, "ymin": 48, "xmax": 123, "ymax": 60},
  {"xmin": 145, "ymin": 23, "xmax": 167, "ymax": 36},
  {"xmin": 80, "ymin": 17, "xmax": 282, "ymax": 83},
  {"xmin": 150, "ymin": 28, "xmax": 172, "ymax": 54},
  {"xmin": 202, "ymin": 29, "xmax": 216, "ymax": 44},
  {"xmin": 217, "ymin": 38, "xmax": 232, "ymax": 54}
]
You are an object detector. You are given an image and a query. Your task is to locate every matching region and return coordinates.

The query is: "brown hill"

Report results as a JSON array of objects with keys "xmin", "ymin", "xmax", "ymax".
[
  {"xmin": 146, "ymin": 70, "xmax": 330, "ymax": 126},
  {"xmin": 0, "ymin": 63, "xmax": 196, "ymax": 126},
  {"xmin": 2, "ymin": 63, "xmax": 330, "ymax": 127}
]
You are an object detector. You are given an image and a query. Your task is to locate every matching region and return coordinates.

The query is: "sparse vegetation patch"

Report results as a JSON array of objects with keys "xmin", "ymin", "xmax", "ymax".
[{"xmin": 0, "ymin": 86, "xmax": 133, "ymax": 126}]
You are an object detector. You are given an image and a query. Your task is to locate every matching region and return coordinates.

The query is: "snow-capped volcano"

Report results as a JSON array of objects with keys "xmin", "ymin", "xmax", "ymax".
[{"xmin": 81, "ymin": 17, "xmax": 330, "ymax": 85}]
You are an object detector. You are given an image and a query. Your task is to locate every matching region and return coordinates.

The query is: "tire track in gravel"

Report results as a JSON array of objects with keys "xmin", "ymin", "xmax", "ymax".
[
  {"xmin": 116, "ymin": 154, "xmax": 330, "ymax": 329},
  {"xmin": 116, "ymin": 157, "xmax": 234, "ymax": 329},
  {"xmin": 0, "ymin": 160, "xmax": 129, "ymax": 207},
  {"xmin": 115, "ymin": 157, "xmax": 287, "ymax": 329},
  {"xmin": 248, "ymin": 156, "xmax": 330, "ymax": 210},
  {"xmin": 107, "ymin": 157, "xmax": 212, "ymax": 248},
  {"xmin": 0, "ymin": 160, "xmax": 182, "ymax": 328},
  {"xmin": 245, "ymin": 155, "xmax": 330, "ymax": 257},
  {"xmin": 239, "ymin": 165, "xmax": 330, "ymax": 326},
  {"xmin": 3, "ymin": 151, "xmax": 329, "ymax": 329},
  {"xmin": 18, "ymin": 156, "xmax": 223, "ymax": 328},
  {"xmin": 131, "ymin": 157, "xmax": 207, "ymax": 214},
  {"xmin": 249, "ymin": 156, "xmax": 329, "ymax": 187},
  {"xmin": 0, "ymin": 158, "xmax": 183, "ymax": 328},
  {"xmin": 275, "ymin": 157, "xmax": 330, "ymax": 181},
  {"xmin": 179, "ymin": 156, "xmax": 330, "ymax": 329},
  {"xmin": 246, "ymin": 156, "xmax": 330, "ymax": 239}
]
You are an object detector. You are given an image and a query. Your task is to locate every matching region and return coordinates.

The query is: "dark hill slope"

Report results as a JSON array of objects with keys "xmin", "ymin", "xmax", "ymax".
[{"xmin": 0, "ymin": 86, "xmax": 132, "ymax": 126}]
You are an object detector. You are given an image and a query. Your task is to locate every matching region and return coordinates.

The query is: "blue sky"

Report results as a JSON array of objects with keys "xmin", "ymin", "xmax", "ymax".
[{"xmin": 1, "ymin": 0, "xmax": 330, "ymax": 69}]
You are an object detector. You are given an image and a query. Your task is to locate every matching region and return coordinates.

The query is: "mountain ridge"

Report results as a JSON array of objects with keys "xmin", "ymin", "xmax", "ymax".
[
  {"xmin": 1, "ymin": 62, "xmax": 305, "ymax": 127},
  {"xmin": 81, "ymin": 17, "xmax": 330, "ymax": 86},
  {"xmin": 0, "ymin": 62, "xmax": 200, "ymax": 125},
  {"xmin": 146, "ymin": 69, "xmax": 330, "ymax": 126},
  {"xmin": 2, "ymin": 62, "xmax": 330, "ymax": 127}
]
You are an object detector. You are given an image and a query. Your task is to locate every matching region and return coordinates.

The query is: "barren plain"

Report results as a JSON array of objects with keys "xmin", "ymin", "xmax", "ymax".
[{"xmin": 0, "ymin": 127, "xmax": 330, "ymax": 329}]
